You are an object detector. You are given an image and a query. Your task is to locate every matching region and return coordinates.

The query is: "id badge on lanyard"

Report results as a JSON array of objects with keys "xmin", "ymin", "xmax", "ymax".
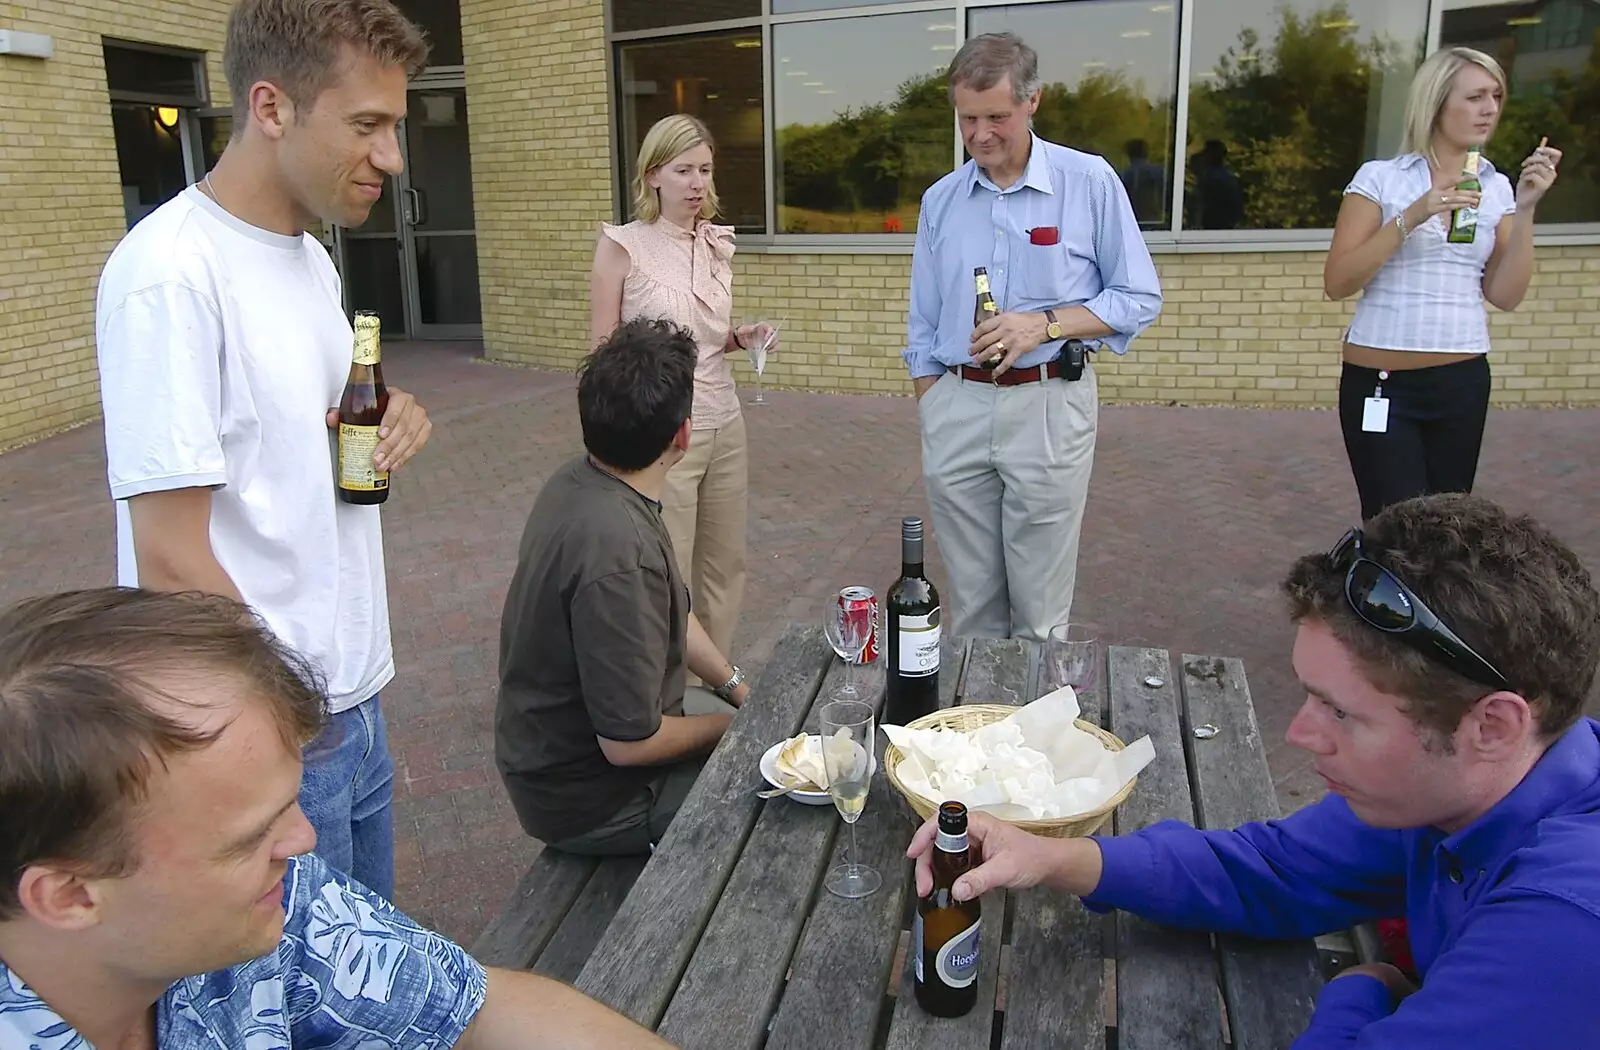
[{"xmin": 1362, "ymin": 370, "xmax": 1390, "ymax": 433}]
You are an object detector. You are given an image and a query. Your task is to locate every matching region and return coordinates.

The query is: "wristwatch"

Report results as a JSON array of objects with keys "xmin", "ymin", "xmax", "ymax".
[
  {"xmin": 713, "ymin": 665, "xmax": 745, "ymax": 701},
  {"xmin": 1044, "ymin": 309, "xmax": 1063, "ymax": 341}
]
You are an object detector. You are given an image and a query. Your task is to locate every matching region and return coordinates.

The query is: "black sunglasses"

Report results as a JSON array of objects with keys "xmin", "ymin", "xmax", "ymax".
[{"xmin": 1329, "ymin": 528, "xmax": 1509, "ymax": 690}]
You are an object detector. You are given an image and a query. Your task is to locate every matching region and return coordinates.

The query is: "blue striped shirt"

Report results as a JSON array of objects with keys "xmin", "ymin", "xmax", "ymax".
[{"xmin": 903, "ymin": 134, "xmax": 1162, "ymax": 379}]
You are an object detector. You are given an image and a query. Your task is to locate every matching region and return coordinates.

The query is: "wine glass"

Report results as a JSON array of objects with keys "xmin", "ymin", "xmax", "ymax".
[
  {"xmin": 1044, "ymin": 622, "xmax": 1101, "ymax": 697},
  {"xmin": 740, "ymin": 316, "xmax": 781, "ymax": 406},
  {"xmin": 820, "ymin": 696, "xmax": 881, "ymax": 899},
  {"xmin": 824, "ymin": 597, "xmax": 871, "ymax": 701}
]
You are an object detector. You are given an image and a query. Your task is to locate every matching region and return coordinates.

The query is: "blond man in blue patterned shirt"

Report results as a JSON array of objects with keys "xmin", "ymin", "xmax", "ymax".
[{"xmin": 0, "ymin": 589, "xmax": 670, "ymax": 1050}]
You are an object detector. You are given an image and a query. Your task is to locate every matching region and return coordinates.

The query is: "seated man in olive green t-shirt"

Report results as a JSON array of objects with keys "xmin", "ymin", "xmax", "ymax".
[{"xmin": 495, "ymin": 319, "xmax": 752, "ymax": 855}]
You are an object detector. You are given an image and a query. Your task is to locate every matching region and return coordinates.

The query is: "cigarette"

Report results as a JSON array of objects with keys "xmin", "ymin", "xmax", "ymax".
[{"xmin": 1539, "ymin": 136, "xmax": 1549, "ymax": 149}]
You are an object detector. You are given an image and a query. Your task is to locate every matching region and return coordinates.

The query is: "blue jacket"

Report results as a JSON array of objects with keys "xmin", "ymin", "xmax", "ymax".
[{"xmin": 1083, "ymin": 718, "xmax": 1600, "ymax": 1048}]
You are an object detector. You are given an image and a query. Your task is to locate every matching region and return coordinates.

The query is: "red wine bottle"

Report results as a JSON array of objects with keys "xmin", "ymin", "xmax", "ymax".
[{"xmin": 884, "ymin": 516, "xmax": 941, "ymax": 726}]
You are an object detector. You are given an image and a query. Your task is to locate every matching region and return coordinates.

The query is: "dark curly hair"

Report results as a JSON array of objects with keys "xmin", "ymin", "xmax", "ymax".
[{"xmin": 1283, "ymin": 493, "xmax": 1600, "ymax": 742}]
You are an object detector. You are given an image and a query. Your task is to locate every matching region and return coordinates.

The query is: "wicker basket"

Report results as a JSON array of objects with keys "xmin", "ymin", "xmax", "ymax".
[{"xmin": 884, "ymin": 704, "xmax": 1137, "ymax": 839}]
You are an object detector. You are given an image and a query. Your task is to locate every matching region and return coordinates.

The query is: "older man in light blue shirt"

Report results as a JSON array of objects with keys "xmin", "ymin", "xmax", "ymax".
[{"xmin": 905, "ymin": 32, "xmax": 1162, "ymax": 643}]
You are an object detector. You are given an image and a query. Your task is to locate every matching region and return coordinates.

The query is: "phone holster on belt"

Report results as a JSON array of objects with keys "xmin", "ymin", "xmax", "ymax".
[{"xmin": 1062, "ymin": 340, "xmax": 1088, "ymax": 382}]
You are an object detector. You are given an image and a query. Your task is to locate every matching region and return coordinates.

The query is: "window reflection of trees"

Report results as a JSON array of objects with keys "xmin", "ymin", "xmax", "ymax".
[{"xmin": 1186, "ymin": 2, "xmax": 1426, "ymax": 230}]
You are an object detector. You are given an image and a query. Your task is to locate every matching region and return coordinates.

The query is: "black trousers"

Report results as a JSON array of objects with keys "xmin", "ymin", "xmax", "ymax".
[{"xmin": 1338, "ymin": 356, "xmax": 1491, "ymax": 522}]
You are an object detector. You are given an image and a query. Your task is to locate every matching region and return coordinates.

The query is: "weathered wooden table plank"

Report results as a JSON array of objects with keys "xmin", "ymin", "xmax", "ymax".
[
  {"xmin": 531, "ymin": 855, "xmax": 647, "ymax": 984},
  {"xmin": 764, "ymin": 648, "xmax": 971, "ymax": 1050},
  {"xmin": 1001, "ymin": 643, "xmax": 1112, "ymax": 1050},
  {"xmin": 958, "ymin": 637, "xmax": 1032, "ymax": 707},
  {"xmin": 573, "ymin": 626, "xmax": 832, "ymax": 1026},
  {"xmin": 1180, "ymin": 654, "xmax": 1323, "ymax": 1050},
  {"xmin": 469, "ymin": 850, "xmax": 599, "ymax": 970},
  {"xmin": 1108, "ymin": 646, "xmax": 1226, "ymax": 1050}
]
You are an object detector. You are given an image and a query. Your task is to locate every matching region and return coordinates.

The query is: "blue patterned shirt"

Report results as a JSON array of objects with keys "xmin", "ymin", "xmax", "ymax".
[
  {"xmin": 0, "ymin": 854, "xmax": 487, "ymax": 1050},
  {"xmin": 903, "ymin": 134, "xmax": 1163, "ymax": 379}
]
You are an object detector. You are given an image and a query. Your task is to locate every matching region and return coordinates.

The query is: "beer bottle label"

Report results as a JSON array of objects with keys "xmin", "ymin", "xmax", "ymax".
[
  {"xmin": 897, "ymin": 607, "xmax": 941, "ymax": 677},
  {"xmin": 1453, "ymin": 206, "xmax": 1478, "ymax": 233},
  {"xmin": 338, "ymin": 424, "xmax": 389, "ymax": 491},
  {"xmin": 352, "ymin": 317, "xmax": 381, "ymax": 366},
  {"xmin": 935, "ymin": 919, "xmax": 981, "ymax": 989}
]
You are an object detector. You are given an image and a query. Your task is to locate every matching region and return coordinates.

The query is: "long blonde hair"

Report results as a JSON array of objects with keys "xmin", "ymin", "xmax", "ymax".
[
  {"xmin": 631, "ymin": 114, "xmax": 720, "ymax": 223},
  {"xmin": 1400, "ymin": 46, "xmax": 1508, "ymax": 166}
]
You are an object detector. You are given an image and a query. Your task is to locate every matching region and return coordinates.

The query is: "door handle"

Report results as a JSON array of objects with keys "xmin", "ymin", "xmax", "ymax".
[{"xmin": 402, "ymin": 187, "xmax": 428, "ymax": 228}]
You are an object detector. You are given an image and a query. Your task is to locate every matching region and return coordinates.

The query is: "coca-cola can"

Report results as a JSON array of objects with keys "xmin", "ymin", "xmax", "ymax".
[{"xmin": 837, "ymin": 586, "xmax": 879, "ymax": 664}]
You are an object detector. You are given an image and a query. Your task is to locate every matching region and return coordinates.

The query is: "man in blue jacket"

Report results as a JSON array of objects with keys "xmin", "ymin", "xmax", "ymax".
[{"xmin": 909, "ymin": 492, "xmax": 1600, "ymax": 1048}]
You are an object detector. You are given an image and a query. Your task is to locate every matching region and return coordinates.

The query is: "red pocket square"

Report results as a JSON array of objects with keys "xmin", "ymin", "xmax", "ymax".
[{"xmin": 1029, "ymin": 226, "xmax": 1060, "ymax": 245}]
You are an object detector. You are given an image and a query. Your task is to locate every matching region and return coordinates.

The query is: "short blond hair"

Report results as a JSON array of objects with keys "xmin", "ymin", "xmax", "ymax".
[
  {"xmin": 631, "ymin": 114, "xmax": 719, "ymax": 224},
  {"xmin": 1400, "ymin": 46, "xmax": 1508, "ymax": 166}
]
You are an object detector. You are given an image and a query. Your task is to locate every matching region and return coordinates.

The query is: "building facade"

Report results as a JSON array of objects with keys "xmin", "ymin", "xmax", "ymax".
[{"xmin": 2, "ymin": 0, "xmax": 1597, "ymax": 448}]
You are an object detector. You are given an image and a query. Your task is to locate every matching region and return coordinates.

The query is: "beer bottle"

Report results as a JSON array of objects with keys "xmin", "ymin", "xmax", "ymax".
[
  {"xmin": 1447, "ymin": 146, "xmax": 1482, "ymax": 245},
  {"xmin": 915, "ymin": 801, "xmax": 981, "ymax": 1018},
  {"xmin": 336, "ymin": 310, "xmax": 389, "ymax": 505},
  {"xmin": 973, "ymin": 267, "xmax": 1001, "ymax": 367},
  {"xmin": 884, "ymin": 515, "xmax": 940, "ymax": 727}
]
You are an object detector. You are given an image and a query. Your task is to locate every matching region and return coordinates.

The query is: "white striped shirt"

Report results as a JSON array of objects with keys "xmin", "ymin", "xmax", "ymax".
[{"xmin": 1342, "ymin": 152, "xmax": 1516, "ymax": 353}]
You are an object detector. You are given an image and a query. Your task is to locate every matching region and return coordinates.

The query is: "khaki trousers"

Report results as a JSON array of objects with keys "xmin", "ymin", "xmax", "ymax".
[
  {"xmin": 917, "ymin": 366, "xmax": 1098, "ymax": 643},
  {"xmin": 662, "ymin": 414, "xmax": 749, "ymax": 674}
]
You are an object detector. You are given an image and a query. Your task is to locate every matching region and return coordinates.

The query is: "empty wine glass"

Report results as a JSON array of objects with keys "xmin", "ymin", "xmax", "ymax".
[
  {"xmin": 824, "ymin": 596, "xmax": 872, "ymax": 701},
  {"xmin": 1044, "ymin": 622, "xmax": 1100, "ymax": 697},
  {"xmin": 739, "ymin": 316, "xmax": 781, "ymax": 406},
  {"xmin": 820, "ymin": 696, "xmax": 881, "ymax": 899}
]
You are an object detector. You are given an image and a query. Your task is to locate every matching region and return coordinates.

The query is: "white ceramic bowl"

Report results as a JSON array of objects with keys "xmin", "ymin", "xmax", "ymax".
[{"xmin": 758, "ymin": 737, "xmax": 878, "ymax": 807}]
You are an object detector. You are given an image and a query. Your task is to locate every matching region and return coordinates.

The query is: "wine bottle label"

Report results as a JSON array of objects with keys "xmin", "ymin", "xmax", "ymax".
[
  {"xmin": 897, "ymin": 608, "xmax": 941, "ymax": 677},
  {"xmin": 337, "ymin": 424, "xmax": 389, "ymax": 491},
  {"xmin": 934, "ymin": 919, "xmax": 981, "ymax": 989}
]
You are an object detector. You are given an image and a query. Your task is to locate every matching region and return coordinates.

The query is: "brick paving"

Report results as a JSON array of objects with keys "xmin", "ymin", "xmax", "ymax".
[{"xmin": 2, "ymin": 341, "xmax": 1596, "ymax": 945}]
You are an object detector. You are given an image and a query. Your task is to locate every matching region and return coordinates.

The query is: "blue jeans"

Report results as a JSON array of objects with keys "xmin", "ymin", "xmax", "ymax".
[{"xmin": 299, "ymin": 695, "xmax": 395, "ymax": 900}]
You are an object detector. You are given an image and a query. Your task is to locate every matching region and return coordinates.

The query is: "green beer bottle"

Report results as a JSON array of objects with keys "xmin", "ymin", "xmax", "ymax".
[{"xmin": 1447, "ymin": 146, "xmax": 1482, "ymax": 245}]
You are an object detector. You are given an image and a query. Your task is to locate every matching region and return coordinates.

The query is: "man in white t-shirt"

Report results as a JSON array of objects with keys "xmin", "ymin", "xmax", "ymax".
[{"xmin": 93, "ymin": 0, "xmax": 435, "ymax": 900}]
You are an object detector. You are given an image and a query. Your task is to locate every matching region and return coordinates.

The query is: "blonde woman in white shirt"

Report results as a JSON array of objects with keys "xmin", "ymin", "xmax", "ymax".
[{"xmin": 1324, "ymin": 47, "xmax": 1560, "ymax": 520}]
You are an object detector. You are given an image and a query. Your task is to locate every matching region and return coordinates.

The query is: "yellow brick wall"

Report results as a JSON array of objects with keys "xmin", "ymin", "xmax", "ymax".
[
  {"xmin": 463, "ymin": 0, "xmax": 611, "ymax": 370},
  {"xmin": 0, "ymin": 0, "xmax": 232, "ymax": 449},
  {"xmin": 693, "ymin": 246, "xmax": 1600, "ymax": 406}
]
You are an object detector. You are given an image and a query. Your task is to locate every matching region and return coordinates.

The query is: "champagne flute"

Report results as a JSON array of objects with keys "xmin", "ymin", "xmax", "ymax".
[
  {"xmin": 739, "ymin": 316, "xmax": 781, "ymax": 406},
  {"xmin": 824, "ymin": 596, "xmax": 871, "ymax": 701},
  {"xmin": 1043, "ymin": 622, "xmax": 1101, "ymax": 697},
  {"xmin": 820, "ymin": 696, "xmax": 882, "ymax": 899}
]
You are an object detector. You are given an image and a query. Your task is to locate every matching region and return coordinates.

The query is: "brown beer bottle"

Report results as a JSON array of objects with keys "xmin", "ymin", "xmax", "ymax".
[
  {"xmin": 973, "ymin": 267, "xmax": 1001, "ymax": 367},
  {"xmin": 336, "ymin": 310, "xmax": 389, "ymax": 505},
  {"xmin": 915, "ymin": 801, "xmax": 981, "ymax": 1017}
]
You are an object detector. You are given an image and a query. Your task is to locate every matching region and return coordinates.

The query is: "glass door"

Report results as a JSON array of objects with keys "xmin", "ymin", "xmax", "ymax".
[
  {"xmin": 399, "ymin": 84, "xmax": 481, "ymax": 338},
  {"xmin": 338, "ymin": 78, "xmax": 481, "ymax": 339}
]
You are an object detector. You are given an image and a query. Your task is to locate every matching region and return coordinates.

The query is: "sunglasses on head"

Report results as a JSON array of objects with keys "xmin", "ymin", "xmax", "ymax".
[{"xmin": 1329, "ymin": 528, "xmax": 1509, "ymax": 690}]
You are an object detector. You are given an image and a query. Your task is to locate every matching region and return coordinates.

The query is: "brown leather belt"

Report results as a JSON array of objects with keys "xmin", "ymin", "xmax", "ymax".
[{"xmin": 950, "ymin": 359, "xmax": 1064, "ymax": 385}]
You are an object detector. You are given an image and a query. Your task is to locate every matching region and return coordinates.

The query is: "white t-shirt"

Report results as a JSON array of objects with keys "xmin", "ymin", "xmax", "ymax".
[
  {"xmin": 95, "ymin": 187, "xmax": 393, "ymax": 714},
  {"xmin": 1342, "ymin": 152, "xmax": 1517, "ymax": 353}
]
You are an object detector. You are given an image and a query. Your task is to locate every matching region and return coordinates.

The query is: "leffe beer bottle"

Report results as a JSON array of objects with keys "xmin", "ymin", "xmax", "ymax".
[
  {"xmin": 336, "ymin": 310, "xmax": 389, "ymax": 505},
  {"xmin": 915, "ymin": 801, "xmax": 981, "ymax": 1017},
  {"xmin": 974, "ymin": 267, "xmax": 1002, "ymax": 367}
]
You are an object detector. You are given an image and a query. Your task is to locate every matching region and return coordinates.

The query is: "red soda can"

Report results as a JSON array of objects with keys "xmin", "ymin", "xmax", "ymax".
[{"xmin": 837, "ymin": 586, "xmax": 879, "ymax": 664}]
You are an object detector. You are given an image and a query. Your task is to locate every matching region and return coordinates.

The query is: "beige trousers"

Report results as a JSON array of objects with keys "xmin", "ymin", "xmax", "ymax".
[
  {"xmin": 662, "ymin": 414, "xmax": 749, "ymax": 674},
  {"xmin": 917, "ymin": 366, "xmax": 1098, "ymax": 643}
]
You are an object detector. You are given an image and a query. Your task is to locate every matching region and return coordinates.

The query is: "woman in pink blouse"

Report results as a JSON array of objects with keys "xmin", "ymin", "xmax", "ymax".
[
  {"xmin": 1324, "ymin": 47, "xmax": 1560, "ymax": 521},
  {"xmin": 588, "ymin": 114, "xmax": 770, "ymax": 673}
]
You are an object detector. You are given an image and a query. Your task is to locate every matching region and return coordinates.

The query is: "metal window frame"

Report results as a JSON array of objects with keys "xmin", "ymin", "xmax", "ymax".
[{"xmin": 602, "ymin": 0, "xmax": 1600, "ymax": 251}]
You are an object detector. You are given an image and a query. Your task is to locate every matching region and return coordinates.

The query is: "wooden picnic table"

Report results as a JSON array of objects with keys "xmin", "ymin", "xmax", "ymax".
[{"xmin": 475, "ymin": 624, "xmax": 1327, "ymax": 1049}]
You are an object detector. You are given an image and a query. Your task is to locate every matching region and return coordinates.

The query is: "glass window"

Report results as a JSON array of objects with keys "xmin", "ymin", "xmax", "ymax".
[
  {"xmin": 1440, "ymin": 0, "xmax": 1600, "ymax": 224},
  {"xmin": 198, "ymin": 113, "xmax": 232, "ymax": 173},
  {"xmin": 773, "ymin": 0, "xmax": 901, "ymax": 13},
  {"xmin": 970, "ymin": 1, "xmax": 1180, "ymax": 231},
  {"xmin": 110, "ymin": 104, "xmax": 190, "ymax": 228},
  {"xmin": 774, "ymin": 11, "xmax": 956, "ymax": 233},
  {"xmin": 1183, "ymin": 0, "xmax": 1428, "ymax": 230},
  {"xmin": 102, "ymin": 41, "xmax": 206, "ymax": 106},
  {"xmin": 613, "ymin": 0, "xmax": 758, "ymax": 33},
  {"xmin": 392, "ymin": 0, "xmax": 464, "ymax": 66},
  {"xmin": 616, "ymin": 32, "xmax": 766, "ymax": 231}
]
